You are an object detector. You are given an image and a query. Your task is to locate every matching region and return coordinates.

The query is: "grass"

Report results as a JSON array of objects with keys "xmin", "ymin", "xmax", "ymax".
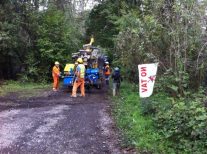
[
  {"xmin": 0, "ymin": 80, "xmax": 50, "ymax": 98},
  {"xmin": 111, "ymin": 82, "xmax": 175, "ymax": 154}
]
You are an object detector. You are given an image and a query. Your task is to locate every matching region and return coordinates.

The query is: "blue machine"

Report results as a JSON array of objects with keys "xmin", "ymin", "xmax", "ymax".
[
  {"xmin": 63, "ymin": 65, "xmax": 75, "ymax": 88},
  {"xmin": 63, "ymin": 75, "xmax": 74, "ymax": 88},
  {"xmin": 85, "ymin": 68, "xmax": 102, "ymax": 89},
  {"xmin": 63, "ymin": 67, "xmax": 102, "ymax": 89}
]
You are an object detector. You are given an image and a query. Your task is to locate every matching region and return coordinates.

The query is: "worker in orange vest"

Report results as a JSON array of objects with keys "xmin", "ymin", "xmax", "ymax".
[
  {"xmin": 104, "ymin": 61, "xmax": 111, "ymax": 85},
  {"xmin": 71, "ymin": 58, "xmax": 86, "ymax": 97},
  {"xmin": 52, "ymin": 61, "xmax": 60, "ymax": 91}
]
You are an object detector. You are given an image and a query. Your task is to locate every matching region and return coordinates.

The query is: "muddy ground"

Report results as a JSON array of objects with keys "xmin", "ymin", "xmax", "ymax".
[{"xmin": 0, "ymin": 87, "xmax": 129, "ymax": 154}]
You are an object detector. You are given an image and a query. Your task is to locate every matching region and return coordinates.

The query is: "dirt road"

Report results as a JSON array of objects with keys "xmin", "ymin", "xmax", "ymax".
[{"xmin": 0, "ymin": 88, "xmax": 121, "ymax": 154}]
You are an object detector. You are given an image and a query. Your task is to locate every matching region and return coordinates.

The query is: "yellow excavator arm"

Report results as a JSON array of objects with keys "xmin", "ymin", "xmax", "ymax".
[{"xmin": 89, "ymin": 36, "xmax": 94, "ymax": 45}]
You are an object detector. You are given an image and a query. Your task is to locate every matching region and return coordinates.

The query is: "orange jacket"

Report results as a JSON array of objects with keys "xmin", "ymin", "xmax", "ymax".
[
  {"xmin": 52, "ymin": 66, "xmax": 60, "ymax": 78},
  {"xmin": 105, "ymin": 65, "xmax": 111, "ymax": 75}
]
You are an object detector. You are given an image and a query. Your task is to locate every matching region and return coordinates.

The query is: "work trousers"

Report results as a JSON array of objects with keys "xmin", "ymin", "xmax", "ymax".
[
  {"xmin": 113, "ymin": 82, "xmax": 120, "ymax": 91},
  {"xmin": 72, "ymin": 78, "xmax": 85, "ymax": 97},
  {"xmin": 112, "ymin": 82, "xmax": 121, "ymax": 96},
  {"xmin": 105, "ymin": 75, "xmax": 110, "ymax": 85},
  {"xmin": 53, "ymin": 76, "xmax": 59, "ymax": 90}
]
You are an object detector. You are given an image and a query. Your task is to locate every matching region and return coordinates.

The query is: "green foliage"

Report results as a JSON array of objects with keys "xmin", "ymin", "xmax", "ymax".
[
  {"xmin": 155, "ymin": 69, "xmax": 190, "ymax": 97},
  {"xmin": 0, "ymin": 1, "xmax": 82, "ymax": 81},
  {"xmin": 113, "ymin": 81, "xmax": 207, "ymax": 153},
  {"xmin": 26, "ymin": 6, "xmax": 82, "ymax": 81},
  {"xmin": 140, "ymin": 93, "xmax": 172, "ymax": 116},
  {"xmin": 112, "ymin": 82, "xmax": 175, "ymax": 153},
  {"xmin": 89, "ymin": 0, "xmax": 207, "ymax": 95},
  {"xmin": 90, "ymin": 1, "xmax": 207, "ymax": 153},
  {"xmin": 85, "ymin": 0, "xmax": 120, "ymax": 48},
  {"xmin": 140, "ymin": 88, "xmax": 207, "ymax": 153},
  {"xmin": 115, "ymin": 12, "xmax": 163, "ymax": 82},
  {"xmin": 0, "ymin": 1, "xmax": 29, "ymax": 79},
  {"xmin": 155, "ymin": 98, "xmax": 207, "ymax": 153},
  {"xmin": 0, "ymin": 80, "xmax": 50, "ymax": 97}
]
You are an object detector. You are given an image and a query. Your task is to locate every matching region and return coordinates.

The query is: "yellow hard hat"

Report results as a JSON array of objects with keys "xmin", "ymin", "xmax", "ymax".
[
  {"xmin": 55, "ymin": 61, "xmax": 60, "ymax": 65},
  {"xmin": 77, "ymin": 58, "xmax": 83, "ymax": 63}
]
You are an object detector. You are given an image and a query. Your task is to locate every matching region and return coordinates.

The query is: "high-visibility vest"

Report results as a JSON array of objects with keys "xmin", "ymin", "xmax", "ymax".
[
  {"xmin": 77, "ymin": 64, "xmax": 85, "ymax": 78},
  {"xmin": 105, "ymin": 65, "xmax": 111, "ymax": 75},
  {"xmin": 52, "ymin": 66, "xmax": 60, "ymax": 77}
]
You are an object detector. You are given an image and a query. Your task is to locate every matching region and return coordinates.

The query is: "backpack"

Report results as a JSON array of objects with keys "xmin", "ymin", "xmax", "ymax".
[{"xmin": 113, "ymin": 71, "xmax": 120, "ymax": 81}]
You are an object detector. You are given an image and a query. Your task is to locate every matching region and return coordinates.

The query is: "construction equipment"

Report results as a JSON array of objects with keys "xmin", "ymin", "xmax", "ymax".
[
  {"xmin": 85, "ymin": 68, "xmax": 102, "ymax": 89},
  {"xmin": 63, "ymin": 64, "xmax": 75, "ymax": 89},
  {"xmin": 63, "ymin": 36, "xmax": 105, "ymax": 90}
]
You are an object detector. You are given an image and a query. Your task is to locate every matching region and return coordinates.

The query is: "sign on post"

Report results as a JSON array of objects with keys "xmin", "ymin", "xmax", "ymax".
[{"xmin": 138, "ymin": 63, "xmax": 158, "ymax": 98}]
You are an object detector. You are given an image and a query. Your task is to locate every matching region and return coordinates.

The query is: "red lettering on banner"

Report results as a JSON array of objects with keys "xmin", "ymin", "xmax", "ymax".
[
  {"xmin": 142, "ymin": 88, "xmax": 147, "ymax": 93},
  {"xmin": 141, "ymin": 80, "xmax": 148, "ymax": 93},
  {"xmin": 141, "ymin": 67, "xmax": 147, "ymax": 72},
  {"xmin": 142, "ymin": 83, "xmax": 147, "ymax": 87},
  {"xmin": 141, "ymin": 67, "xmax": 147, "ymax": 77},
  {"xmin": 141, "ymin": 80, "xmax": 147, "ymax": 83},
  {"xmin": 140, "ymin": 66, "xmax": 148, "ymax": 93}
]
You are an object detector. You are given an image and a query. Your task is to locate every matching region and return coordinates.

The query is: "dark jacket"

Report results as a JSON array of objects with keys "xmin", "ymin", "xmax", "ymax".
[{"xmin": 112, "ymin": 71, "xmax": 122, "ymax": 83}]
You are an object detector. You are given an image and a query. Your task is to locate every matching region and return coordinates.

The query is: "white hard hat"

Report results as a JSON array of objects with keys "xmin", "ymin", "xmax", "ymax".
[{"xmin": 55, "ymin": 61, "xmax": 60, "ymax": 65}]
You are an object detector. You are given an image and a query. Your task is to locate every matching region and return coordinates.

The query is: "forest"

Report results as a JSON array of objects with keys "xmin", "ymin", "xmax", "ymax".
[{"xmin": 1, "ymin": 0, "xmax": 207, "ymax": 153}]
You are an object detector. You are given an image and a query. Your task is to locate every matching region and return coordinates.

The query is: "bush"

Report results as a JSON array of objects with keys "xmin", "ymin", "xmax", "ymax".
[
  {"xmin": 112, "ymin": 82, "xmax": 175, "ymax": 153},
  {"xmin": 113, "ymin": 81, "xmax": 207, "ymax": 153},
  {"xmin": 139, "ymin": 93, "xmax": 174, "ymax": 116},
  {"xmin": 155, "ymin": 99, "xmax": 207, "ymax": 153}
]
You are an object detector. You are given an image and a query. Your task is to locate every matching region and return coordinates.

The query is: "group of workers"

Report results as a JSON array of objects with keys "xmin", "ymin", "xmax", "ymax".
[
  {"xmin": 52, "ymin": 58, "xmax": 85, "ymax": 97},
  {"xmin": 52, "ymin": 59, "xmax": 122, "ymax": 97}
]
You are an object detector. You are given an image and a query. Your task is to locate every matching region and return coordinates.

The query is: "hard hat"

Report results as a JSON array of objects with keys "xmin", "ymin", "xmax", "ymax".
[
  {"xmin": 55, "ymin": 61, "xmax": 60, "ymax": 65},
  {"xmin": 77, "ymin": 58, "xmax": 83, "ymax": 63},
  {"xmin": 105, "ymin": 61, "xmax": 109, "ymax": 64},
  {"xmin": 114, "ymin": 67, "xmax": 119, "ymax": 71}
]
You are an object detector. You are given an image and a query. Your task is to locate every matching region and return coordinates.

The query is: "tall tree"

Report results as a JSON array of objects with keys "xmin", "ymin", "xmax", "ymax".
[{"xmin": 0, "ymin": 0, "xmax": 83, "ymax": 81}]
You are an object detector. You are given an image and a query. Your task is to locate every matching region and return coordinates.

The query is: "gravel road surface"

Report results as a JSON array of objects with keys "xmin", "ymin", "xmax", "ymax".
[{"xmin": 0, "ymin": 88, "xmax": 121, "ymax": 154}]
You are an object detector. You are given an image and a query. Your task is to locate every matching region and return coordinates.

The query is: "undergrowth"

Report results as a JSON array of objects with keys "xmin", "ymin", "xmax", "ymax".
[
  {"xmin": 112, "ymin": 81, "xmax": 207, "ymax": 154},
  {"xmin": 0, "ymin": 80, "xmax": 50, "ymax": 97},
  {"xmin": 112, "ymin": 82, "xmax": 174, "ymax": 153}
]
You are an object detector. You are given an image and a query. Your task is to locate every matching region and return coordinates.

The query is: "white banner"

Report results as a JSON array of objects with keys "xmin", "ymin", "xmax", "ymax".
[{"xmin": 138, "ymin": 63, "xmax": 158, "ymax": 98}]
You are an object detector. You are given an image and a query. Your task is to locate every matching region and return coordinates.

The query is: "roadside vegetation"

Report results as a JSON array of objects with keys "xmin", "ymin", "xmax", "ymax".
[
  {"xmin": 0, "ymin": 0, "xmax": 83, "ymax": 81},
  {"xmin": 113, "ymin": 82, "xmax": 207, "ymax": 153},
  {"xmin": 112, "ymin": 82, "xmax": 168, "ymax": 153},
  {"xmin": 1, "ymin": 0, "xmax": 207, "ymax": 153},
  {"xmin": 0, "ymin": 81, "xmax": 50, "ymax": 98},
  {"xmin": 87, "ymin": 0, "xmax": 207, "ymax": 153}
]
